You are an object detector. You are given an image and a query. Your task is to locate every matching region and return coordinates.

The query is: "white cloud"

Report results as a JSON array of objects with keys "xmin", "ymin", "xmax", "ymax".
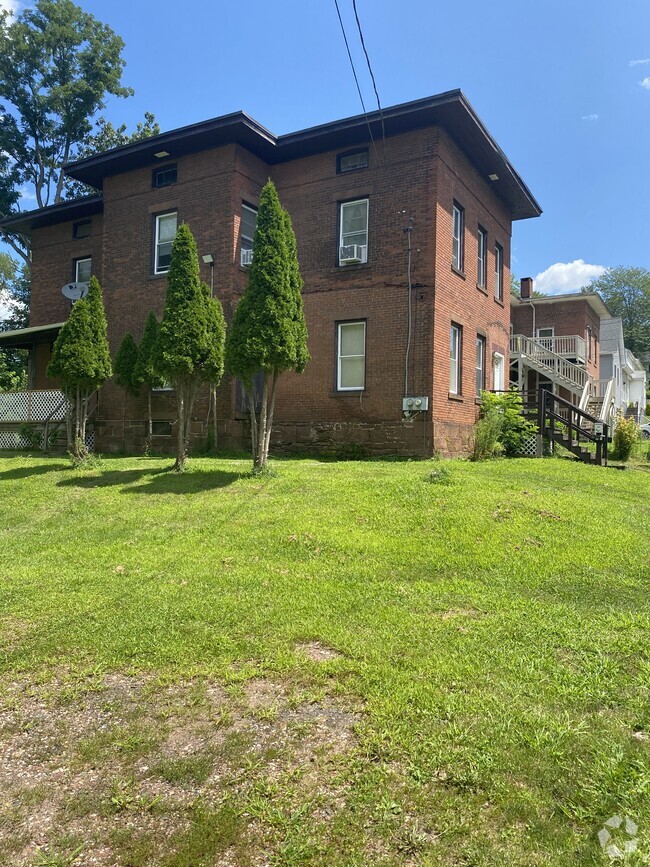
[
  {"xmin": 18, "ymin": 187, "xmax": 36, "ymax": 203},
  {"xmin": 640, "ymin": 77, "xmax": 650, "ymax": 90},
  {"xmin": 533, "ymin": 260, "xmax": 607, "ymax": 295},
  {"xmin": 0, "ymin": 0, "xmax": 20, "ymax": 16},
  {"xmin": 629, "ymin": 58, "xmax": 650, "ymax": 66},
  {"xmin": 581, "ymin": 114, "xmax": 599, "ymax": 122}
]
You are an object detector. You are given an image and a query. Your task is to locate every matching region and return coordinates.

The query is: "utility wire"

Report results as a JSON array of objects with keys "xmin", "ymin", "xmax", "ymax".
[
  {"xmin": 351, "ymin": 0, "xmax": 387, "ymax": 154},
  {"xmin": 332, "ymin": 0, "xmax": 382, "ymax": 168}
]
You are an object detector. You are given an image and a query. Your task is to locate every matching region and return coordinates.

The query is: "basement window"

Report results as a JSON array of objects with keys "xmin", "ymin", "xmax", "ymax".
[{"xmin": 151, "ymin": 421, "xmax": 172, "ymax": 437}]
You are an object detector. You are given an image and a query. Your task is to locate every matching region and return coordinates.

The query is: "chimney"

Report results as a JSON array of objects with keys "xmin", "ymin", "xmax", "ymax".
[{"xmin": 520, "ymin": 277, "xmax": 533, "ymax": 299}]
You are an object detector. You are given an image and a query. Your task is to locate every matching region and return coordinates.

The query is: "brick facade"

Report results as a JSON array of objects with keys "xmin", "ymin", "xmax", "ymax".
[{"xmin": 14, "ymin": 95, "xmax": 540, "ymax": 457}]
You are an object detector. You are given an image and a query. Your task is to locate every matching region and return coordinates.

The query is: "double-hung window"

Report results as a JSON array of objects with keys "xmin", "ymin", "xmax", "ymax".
[
  {"xmin": 450, "ymin": 323, "xmax": 462, "ymax": 395},
  {"xmin": 154, "ymin": 212, "xmax": 177, "ymax": 274},
  {"xmin": 476, "ymin": 335, "xmax": 486, "ymax": 397},
  {"xmin": 452, "ymin": 202, "xmax": 464, "ymax": 272},
  {"xmin": 477, "ymin": 226, "xmax": 487, "ymax": 289},
  {"xmin": 337, "ymin": 321, "xmax": 366, "ymax": 390},
  {"xmin": 494, "ymin": 243, "xmax": 504, "ymax": 302},
  {"xmin": 75, "ymin": 257, "xmax": 92, "ymax": 283},
  {"xmin": 240, "ymin": 204, "xmax": 257, "ymax": 267},
  {"xmin": 339, "ymin": 199, "xmax": 368, "ymax": 265}
]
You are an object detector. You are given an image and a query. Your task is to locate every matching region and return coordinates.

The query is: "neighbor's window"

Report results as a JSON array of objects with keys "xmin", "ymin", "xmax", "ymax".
[
  {"xmin": 339, "ymin": 199, "xmax": 369, "ymax": 265},
  {"xmin": 494, "ymin": 243, "xmax": 504, "ymax": 301},
  {"xmin": 337, "ymin": 149, "xmax": 369, "ymax": 174},
  {"xmin": 476, "ymin": 334, "xmax": 486, "ymax": 397},
  {"xmin": 151, "ymin": 421, "xmax": 172, "ymax": 436},
  {"xmin": 75, "ymin": 257, "xmax": 91, "ymax": 283},
  {"xmin": 73, "ymin": 220, "xmax": 91, "ymax": 240},
  {"xmin": 240, "ymin": 204, "xmax": 257, "ymax": 267},
  {"xmin": 452, "ymin": 202, "xmax": 464, "ymax": 272},
  {"xmin": 450, "ymin": 323, "xmax": 462, "ymax": 394},
  {"xmin": 536, "ymin": 327, "xmax": 554, "ymax": 338},
  {"xmin": 154, "ymin": 212, "xmax": 177, "ymax": 274},
  {"xmin": 477, "ymin": 226, "xmax": 487, "ymax": 288},
  {"xmin": 152, "ymin": 164, "xmax": 177, "ymax": 189},
  {"xmin": 337, "ymin": 321, "xmax": 366, "ymax": 391}
]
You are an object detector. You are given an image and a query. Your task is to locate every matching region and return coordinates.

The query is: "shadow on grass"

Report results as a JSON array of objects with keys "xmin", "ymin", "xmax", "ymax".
[
  {"xmin": 0, "ymin": 461, "xmax": 70, "ymax": 481},
  {"xmin": 56, "ymin": 466, "xmax": 242, "ymax": 494}
]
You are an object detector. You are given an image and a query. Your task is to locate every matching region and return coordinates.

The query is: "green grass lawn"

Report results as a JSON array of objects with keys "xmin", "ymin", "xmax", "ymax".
[{"xmin": 0, "ymin": 453, "xmax": 649, "ymax": 866}]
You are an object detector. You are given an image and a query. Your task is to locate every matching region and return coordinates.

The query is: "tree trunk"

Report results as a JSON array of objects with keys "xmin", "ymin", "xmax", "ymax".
[
  {"xmin": 255, "ymin": 374, "xmax": 269, "ymax": 472},
  {"xmin": 122, "ymin": 391, "xmax": 128, "ymax": 453},
  {"xmin": 212, "ymin": 384, "xmax": 218, "ymax": 451},
  {"xmin": 248, "ymin": 385, "xmax": 258, "ymax": 468},
  {"xmin": 175, "ymin": 386, "xmax": 186, "ymax": 471},
  {"xmin": 146, "ymin": 389, "xmax": 152, "ymax": 454},
  {"xmin": 263, "ymin": 371, "xmax": 278, "ymax": 465}
]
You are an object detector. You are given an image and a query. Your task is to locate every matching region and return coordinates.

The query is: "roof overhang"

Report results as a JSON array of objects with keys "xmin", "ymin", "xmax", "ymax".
[
  {"xmin": 0, "ymin": 322, "xmax": 64, "ymax": 349},
  {"xmin": 510, "ymin": 291, "xmax": 611, "ymax": 319},
  {"xmin": 61, "ymin": 90, "xmax": 540, "ymax": 222},
  {"xmin": 0, "ymin": 196, "xmax": 102, "ymax": 236}
]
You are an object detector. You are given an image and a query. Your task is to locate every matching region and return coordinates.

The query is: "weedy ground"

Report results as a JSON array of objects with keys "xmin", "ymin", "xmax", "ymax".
[{"xmin": 0, "ymin": 453, "xmax": 648, "ymax": 865}]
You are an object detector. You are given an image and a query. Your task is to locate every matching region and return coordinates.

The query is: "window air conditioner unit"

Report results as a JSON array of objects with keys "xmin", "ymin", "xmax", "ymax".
[
  {"xmin": 241, "ymin": 248, "xmax": 253, "ymax": 267},
  {"xmin": 339, "ymin": 244, "xmax": 366, "ymax": 265}
]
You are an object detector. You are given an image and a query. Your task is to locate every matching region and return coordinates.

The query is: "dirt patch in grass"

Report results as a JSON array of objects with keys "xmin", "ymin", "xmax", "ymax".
[
  {"xmin": 0, "ymin": 670, "xmax": 361, "ymax": 866},
  {"xmin": 295, "ymin": 641, "xmax": 341, "ymax": 662}
]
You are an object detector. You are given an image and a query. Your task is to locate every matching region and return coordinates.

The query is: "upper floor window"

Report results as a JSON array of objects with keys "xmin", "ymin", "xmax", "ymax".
[
  {"xmin": 337, "ymin": 321, "xmax": 366, "ymax": 390},
  {"xmin": 450, "ymin": 323, "xmax": 462, "ymax": 395},
  {"xmin": 152, "ymin": 164, "xmax": 177, "ymax": 188},
  {"xmin": 154, "ymin": 212, "xmax": 177, "ymax": 274},
  {"xmin": 337, "ymin": 149, "xmax": 369, "ymax": 174},
  {"xmin": 477, "ymin": 226, "xmax": 487, "ymax": 288},
  {"xmin": 75, "ymin": 257, "xmax": 91, "ymax": 283},
  {"xmin": 536, "ymin": 327, "xmax": 554, "ymax": 338},
  {"xmin": 494, "ymin": 243, "xmax": 504, "ymax": 302},
  {"xmin": 452, "ymin": 203, "xmax": 464, "ymax": 272},
  {"xmin": 339, "ymin": 199, "xmax": 368, "ymax": 265},
  {"xmin": 73, "ymin": 220, "xmax": 91, "ymax": 240},
  {"xmin": 240, "ymin": 204, "xmax": 257, "ymax": 267}
]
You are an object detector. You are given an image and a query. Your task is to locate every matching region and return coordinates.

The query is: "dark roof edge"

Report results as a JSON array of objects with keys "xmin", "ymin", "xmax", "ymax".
[{"xmin": 0, "ymin": 194, "xmax": 103, "ymax": 231}]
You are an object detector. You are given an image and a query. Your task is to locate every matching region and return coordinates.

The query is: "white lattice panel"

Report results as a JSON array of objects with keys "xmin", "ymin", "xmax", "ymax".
[
  {"xmin": 0, "ymin": 390, "xmax": 65, "ymax": 421},
  {"xmin": 516, "ymin": 434, "xmax": 538, "ymax": 457},
  {"xmin": 0, "ymin": 431, "xmax": 29, "ymax": 449}
]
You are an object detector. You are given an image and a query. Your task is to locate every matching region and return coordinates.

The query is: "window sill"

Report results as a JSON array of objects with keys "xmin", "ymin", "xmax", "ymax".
[
  {"xmin": 493, "ymin": 297, "xmax": 505, "ymax": 307},
  {"xmin": 149, "ymin": 272, "xmax": 168, "ymax": 280},
  {"xmin": 336, "ymin": 262, "xmax": 370, "ymax": 271},
  {"xmin": 448, "ymin": 392, "xmax": 464, "ymax": 402},
  {"xmin": 330, "ymin": 389, "xmax": 367, "ymax": 397},
  {"xmin": 476, "ymin": 284, "xmax": 488, "ymax": 296},
  {"xmin": 451, "ymin": 266, "xmax": 466, "ymax": 280}
]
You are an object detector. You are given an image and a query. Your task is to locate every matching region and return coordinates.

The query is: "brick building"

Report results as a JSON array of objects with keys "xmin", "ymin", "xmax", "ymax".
[{"xmin": 0, "ymin": 90, "xmax": 541, "ymax": 456}]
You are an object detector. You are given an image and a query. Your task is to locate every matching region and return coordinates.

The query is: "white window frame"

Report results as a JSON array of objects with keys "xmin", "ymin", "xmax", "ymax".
[
  {"xmin": 337, "ymin": 321, "xmax": 366, "ymax": 391},
  {"xmin": 154, "ymin": 211, "xmax": 177, "ymax": 275},
  {"xmin": 493, "ymin": 351, "xmax": 505, "ymax": 392},
  {"xmin": 452, "ymin": 203, "xmax": 464, "ymax": 272},
  {"xmin": 536, "ymin": 327, "xmax": 554, "ymax": 338},
  {"xmin": 339, "ymin": 199, "xmax": 369, "ymax": 265},
  {"xmin": 75, "ymin": 257, "xmax": 91, "ymax": 283},
  {"xmin": 477, "ymin": 227, "xmax": 487, "ymax": 288},
  {"xmin": 450, "ymin": 323, "xmax": 462, "ymax": 395},
  {"xmin": 494, "ymin": 243, "xmax": 504, "ymax": 301},
  {"xmin": 240, "ymin": 203, "xmax": 257, "ymax": 267},
  {"xmin": 476, "ymin": 334, "xmax": 486, "ymax": 397}
]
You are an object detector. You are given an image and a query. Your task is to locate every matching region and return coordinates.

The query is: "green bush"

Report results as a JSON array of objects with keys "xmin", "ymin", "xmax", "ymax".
[
  {"xmin": 472, "ymin": 407, "xmax": 504, "ymax": 461},
  {"xmin": 424, "ymin": 465, "xmax": 454, "ymax": 485},
  {"xmin": 476, "ymin": 389, "xmax": 537, "ymax": 457},
  {"xmin": 610, "ymin": 413, "xmax": 639, "ymax": 462}
]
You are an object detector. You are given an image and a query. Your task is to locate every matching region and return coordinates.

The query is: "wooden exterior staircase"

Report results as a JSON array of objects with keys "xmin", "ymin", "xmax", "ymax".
[
  {"xmin": 537, "ymin": 387, "xmax": 609, "ymax": 466},
  {"xmin": 510, "ymin": 334, "xmax": 590, "ymax": 398}
]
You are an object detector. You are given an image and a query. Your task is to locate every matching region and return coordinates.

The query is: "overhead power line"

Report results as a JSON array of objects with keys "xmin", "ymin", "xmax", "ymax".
[{"xmin": 351, "ymin": 0, "xmax": 386, "ymax": 151}]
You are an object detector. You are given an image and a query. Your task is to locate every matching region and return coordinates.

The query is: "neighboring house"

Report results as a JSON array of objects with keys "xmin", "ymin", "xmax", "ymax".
[
  {"xmin": 510, "ymin": 281, "xmax": 610, "ymax": 410},
  {"xmin": 599, "ymin": 318, "xmax": 647, "ymax": 422},
  {"xmin": 0, "ymin": 90, "xmax": 541, "ymax": 456}
]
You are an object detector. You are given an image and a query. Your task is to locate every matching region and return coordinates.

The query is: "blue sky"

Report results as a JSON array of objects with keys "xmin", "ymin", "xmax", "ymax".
[{"xmin": 3, "ymin": 0, "xmax": 650, "ymax": 295}]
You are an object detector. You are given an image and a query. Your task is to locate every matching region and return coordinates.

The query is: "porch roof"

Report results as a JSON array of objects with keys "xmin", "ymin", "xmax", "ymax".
[{"xmin": 0, "ymin": 322, "xmax": 64, "ymax": 349}]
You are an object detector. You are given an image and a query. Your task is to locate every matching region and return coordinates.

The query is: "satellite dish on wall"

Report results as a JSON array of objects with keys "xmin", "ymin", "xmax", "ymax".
[{"xmin": 61, "ymin": 281, "xmax": 89, "ymax": 301}]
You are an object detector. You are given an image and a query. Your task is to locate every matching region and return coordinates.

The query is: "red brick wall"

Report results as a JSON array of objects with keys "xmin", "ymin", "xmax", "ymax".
[
  {"xmin": 27, "ymin": 124, "xmax": 518, "ymax": 457},
  {"xmin": 431, "ymin": 129, "xmax": 511, "ymax": 454}
]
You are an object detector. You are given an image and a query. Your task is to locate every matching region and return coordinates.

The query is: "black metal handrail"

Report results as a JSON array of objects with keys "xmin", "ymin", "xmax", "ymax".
[{"xmin": 538, "ymin": 387, "xmax": 608, "ymax": 465}]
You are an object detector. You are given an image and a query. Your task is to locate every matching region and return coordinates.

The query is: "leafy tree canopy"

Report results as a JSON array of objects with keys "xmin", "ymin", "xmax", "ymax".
[
  {"xmin": 134, "ymin": 311, "xmax": 164, "ymax": 390},
  {"xmin": 582, "ymin": 266, "xmax": 650, "ymax": 356},
  {"xmin": 114, "ymin": 332, "xmax": 140, "ymax": 398}
]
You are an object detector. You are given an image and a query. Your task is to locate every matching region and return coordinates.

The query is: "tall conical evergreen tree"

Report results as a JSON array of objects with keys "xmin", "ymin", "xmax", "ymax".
[
  {"xmin": 225, "ymin": 179, "xmax": 309, "ymax": 471},
  {"xmin": 152, "ymin": 223, "xmax": 226, "ymax": 470},
  {"xmin": 134, "ymin": 310, "xmax": 163, "ymax": 451},
  {"xmin": 114, "ymin": 332, "xmax": 140, "ymax": 451},
  {"xmin": 47, "ymin": 276, "xmax": 112, "ymax": 460}
]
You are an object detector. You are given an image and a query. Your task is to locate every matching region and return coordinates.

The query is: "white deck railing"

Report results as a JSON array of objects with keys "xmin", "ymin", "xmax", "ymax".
[
  {"xmin": 510, "ymin": 335, "xmax": 590, "ymax": 391},
  {"xmin": 534, "ymin": 335, "xmax": 587, "ymax": 359},
  {"xmin": 0, "ymin": 389, "xmax": 66, "ymax": 422}
]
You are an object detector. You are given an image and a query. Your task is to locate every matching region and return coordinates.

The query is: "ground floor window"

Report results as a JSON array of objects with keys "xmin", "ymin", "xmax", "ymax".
[
  {"xmin": 450, "ymin": 323, "xmax": 462, "ymax": 394},
  {"xmin": 337, "ymin": 321, "xmax": 366, "ymax": 391},
  {"xmin": 476, "ymin": 335, "xmax": 486, "ymax": 396}
]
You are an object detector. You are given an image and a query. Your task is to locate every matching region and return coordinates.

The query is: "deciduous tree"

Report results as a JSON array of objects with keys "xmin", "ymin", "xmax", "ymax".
[
  {"xmin": 583, "ymin": 267, "xmax": 650, "ymax": 356},
  {"xmin": 225, "ymin": 180, "xmax": 309, "ymax": 472}
]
